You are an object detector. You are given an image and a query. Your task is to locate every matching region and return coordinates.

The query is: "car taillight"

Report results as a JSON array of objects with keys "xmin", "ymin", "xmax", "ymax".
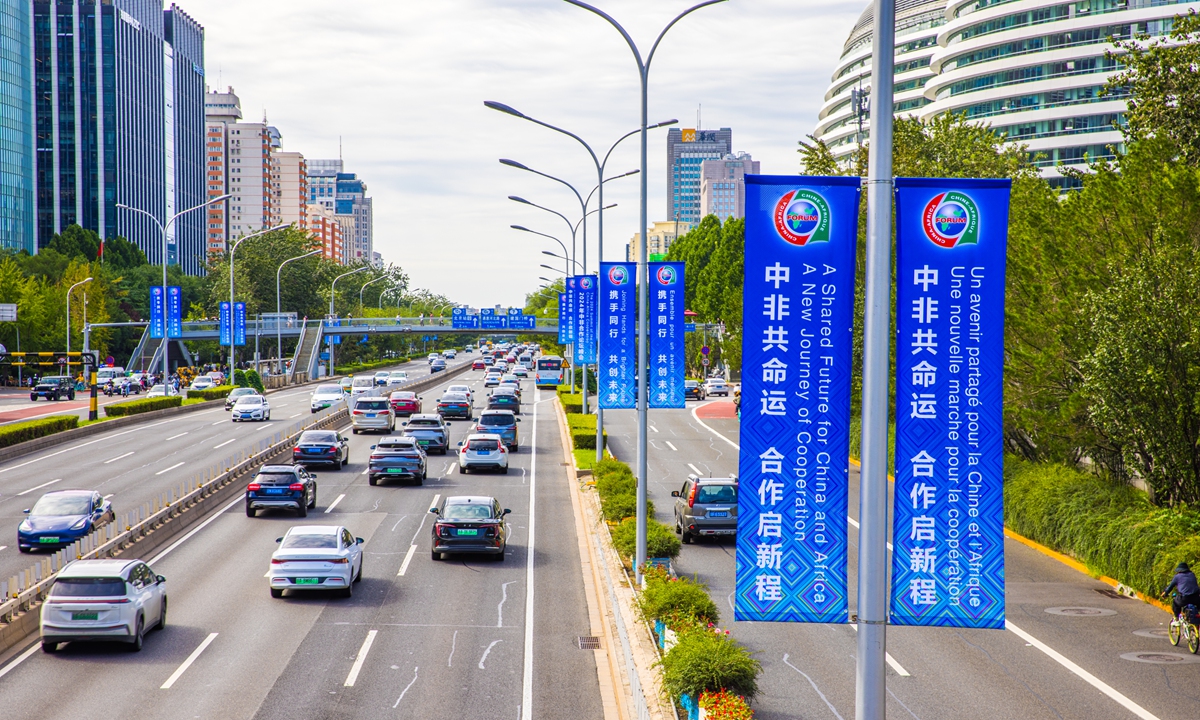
[
  {"xmin": 271, "ymin": 558, "xmax": 287, "ymax": 564},
  {"xmin": 289, "ymin": 483, "xmax": 304, "ymax": 491},
  {"xmin": 247, "ymin": 483, "xmax": 261, "ymax": 491},
  {"xmin": 498, "ymin": 446, "xmax": 506, "ymax": 454},
  {"xmin": 353, "ymin": 410, "xmax": 364, "ymax": 415},
  {"xmin": 328, "ymin": 447, "xmax": 338, "ymax": 453},
  {"xmin": 688, "ymin": 484, "xmax": 698, "ymax": 508},
  {"xmin": 437, "ymin": 524, "xmax": 452, "ymax": 538},
  {"xmin": 330, "ymin": 558, "xmax": 349, "ymax": 564}
]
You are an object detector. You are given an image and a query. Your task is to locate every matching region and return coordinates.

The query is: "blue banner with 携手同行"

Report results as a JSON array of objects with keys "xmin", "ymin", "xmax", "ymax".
[
  {"xmin": 574, "ymin": 275, "xmax": 597, "ymax": 365},
  {"xmin": 150, "ymin": 287, "xmax": 165, "ymax": 339},
  {"xmin": 218, "ymin": 301, "xmax": 231, "ymax": 346},
  {"xmin": 890, "ymin": 177, "xmax": 1009, "ymax": 629},
  {"xmin": 599, "ymin": 263, "xmax": 636, "ymax": 409},
  {"xmin": 648, "ymin": 262, "xmax": 684, "ymax": 408},
  {"xmin": 557, "ymin": 292, "xmax": 570, "ymax": 345},
  {"xmin": 735, "ymin": 175, "xmax": 860, "ymax": 624},
  {"xmin": 233, "ymin": 302, "xmax": 246, "ymax": 347}
]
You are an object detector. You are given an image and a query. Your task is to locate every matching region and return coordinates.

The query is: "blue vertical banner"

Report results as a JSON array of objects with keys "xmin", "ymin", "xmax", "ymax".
[
  {"xmin": 648, "ymin": 262, "xmax": 684, "ymax": 409},
  {"xmin": 564, "ymin": 277, "xmax": 577, "ymax": 346},
  {"xmin": 149, "ymin": 287, "xmax": 165, "ymax": 339},
  {"xmin": 735, "ymin": 175, "xmax": 861, "ymax": 624},
  {"xmin": 557, "ymin": 293, "xmax": 570, "ymax": 345},
  {"xmin": 574, "ymin": 275, "xmax": 597, "ymax": 365},
  {"xmin": 325, "ymin": 318, "xmax": 342, "ymax": 345},
  {"xmin": 218, "ymin": 301, "xmax": 231, "ymax": 346},
  {"xmin": 890, "ymin": 177, "xmax": 1010, "ymax": 630},
  {"xmin": 233, "ymin": 302, "xmax": 247, "ymax": 347},
  {"xmin": 599, "ymin": 263, "xmax": 636, "ymax": 409},
  {"xmin": 166, "ymin": 286, "xmax": 183, "ymax": 339}
]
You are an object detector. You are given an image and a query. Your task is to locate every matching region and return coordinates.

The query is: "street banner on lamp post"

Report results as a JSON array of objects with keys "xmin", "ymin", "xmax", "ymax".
[
  {"xmin": 735, "ymin": 175, "xmax": 862, "ymax": 624},
  {"xmin": 599, "ymin": 263, "xmax": 636, "ymax": 409},
  {"xmin": 233, "ymin": 302, "xmax": 247, "ymax": 347},
  {"xmin": 558, "ymin": 293, "xmax": 570, "ymax": 345},
  {"xmin": 648, "ymin": 262, "xmax": 685, "ymax": 409},
  {"xmin": 167, "ymin": 286, "xmax": 183, "ymax": 339},
  {"xmin": 574, "ymin": 275, "xmax": 597, "ymax": 365},
  {"xmin": 564, "ymin": 277, "xmax": 577, "ymax": 345},
  {"xmin": 218, "ymin": 301, "xmax": 231, "ymax": 346},
  {"xmin": 150, "ymin": 288, "xmax": 166, "ymax": 339},
  {"xmin": 890, "ymin": 177, "xmax": 1010, "ymax": 630}
]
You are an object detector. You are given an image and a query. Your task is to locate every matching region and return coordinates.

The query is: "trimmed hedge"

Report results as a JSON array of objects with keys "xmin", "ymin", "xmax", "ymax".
[
  {"xmin": 104, "ymin": 396, "xmax": 183, "ymax": 417},
  {"xmin": 335, "ymin": 357, "xmax": 412, "ymax": 375},
  {"xmin": 611, "ymin": 516, "xmax": 681, "ymax": 559},
  {"xmin": 245, "ymin": 369, "xmax": 265, "ymax": 393},
  {"xmin": 188, "ymin": 385, "xmax": 234, "ymax": 400},
  {"xmin": 560, "ymin": 392, "xmax": 583, "ymax": 414},
  {"xmin": 1004, "ymin": 457, "xmax": 1200, "ymax": 598},
  {"xmin": 0, "ymin": 415, "xmax": 79, "ymax": 449}
]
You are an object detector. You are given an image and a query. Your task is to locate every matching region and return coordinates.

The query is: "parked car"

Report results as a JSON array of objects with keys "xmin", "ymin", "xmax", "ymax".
[
  {"xmin": 672, "ymin": 475, "xmax": 738, "ymax": 543},
  {"xmin": 367, "ymin": 436, "xmax": 427, "ymax": 486},
  {"xmin": 245, "ymin": 464, "xmax": 317, "ymax": 517},
  {"xmin": 401, "ymin": 413, "xmax": 449, "ymax": 454},
  {"xmin": 458, "ymin": 434, "xmax": 509, "ymax": 474},
  {"xmin": 472, "ymin": 410, "xmax": 520, "ymax": 451},
  {"xmin": 226, "ymin": 386, "xmax": 260, "ymax": 410},
  {"xmin": 703, "ymin": 378, "xmax": 729, "ymax": 397},
  {"xmin": 389, "ymin": 390, "xmax": 422, "ymax": 416},
  {"xmin": 684, "ymin": 380, "xmax": 706, "ymax": 401},
  {"xmin": 39, "ymin": 559, "xmax": 166, "ymax": 653},
  {"xmin": 310, "ymin": 383, "xmax": 347, "ymax": 413},
  {"xmin": 231, "ymin": 394, "xmax": 271, "ymax": 422},
  {"xmin": 268, "ymin": 525, "xmax": 362, "ymax": 598},
  {"xmin": 18, "ymin": 490, "xmax": 115, "ymax": 553},
  {"xmin": 293, "ymin": 429, "xmax": 349, "ymax": 469},
  {"xmin": 30, "ymin": 376, "xmax": 75, "ymax": 402},
  {"xmin": 351, "ymin": 396, "xmax": 395, "ymax": 434},
  {"xmin": 437, "ymin": 392, "xmax": 473, "ymax": 420},
  {"xmin": 430, "ymin": 496, "xmax": 510, "ymax": 561}
]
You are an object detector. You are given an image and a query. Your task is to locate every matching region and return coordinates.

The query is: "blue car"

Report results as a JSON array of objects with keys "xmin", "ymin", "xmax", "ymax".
[
  {"xmin": 18, "ymin": 490, "xmax": 115, "ymax": 553},
  {"xmin": 472, "ymin": 410, "xmax": 520, "ymax": 451}
]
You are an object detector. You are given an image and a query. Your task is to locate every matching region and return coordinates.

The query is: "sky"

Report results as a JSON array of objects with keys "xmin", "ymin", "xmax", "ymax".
[{"xmin": 197, "ymin": 0, "xmax": 865, "ymax": 308}]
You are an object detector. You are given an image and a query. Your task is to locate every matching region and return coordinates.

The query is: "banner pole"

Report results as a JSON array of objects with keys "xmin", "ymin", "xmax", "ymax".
[{"xmin": 857, "ymin": 0, "xmax": 896, "ymax": 716}]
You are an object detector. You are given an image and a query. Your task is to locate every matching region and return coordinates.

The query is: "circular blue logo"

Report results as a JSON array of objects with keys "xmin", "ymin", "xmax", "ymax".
[
  {"xmin": 785, "ymin": 200, "xmax": 820, "ymax": 237},
  {"xmin": 580, "ymin": 276, "xmax": 594, "ymax": 290},
  {"xmin": 608, "ymin": 266, "xmax": 629, "ymax": 286},
  {"xmin": 656, "ymin": 266, "xmax": 677, "ymax": 285},
  {"xmin": 933, "ymin": 202, "xmax": 969, "ymax": 238}
]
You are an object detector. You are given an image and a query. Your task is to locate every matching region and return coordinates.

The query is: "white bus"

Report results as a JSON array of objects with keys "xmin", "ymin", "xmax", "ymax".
[{"xmin": 535, "ymin": 356, "xmax": 565, "ymax": 389}]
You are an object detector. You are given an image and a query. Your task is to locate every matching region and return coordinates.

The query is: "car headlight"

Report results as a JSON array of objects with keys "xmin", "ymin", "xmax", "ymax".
[
  {"xmin": 71, "ymin": 517, "xmax": 89, "ymax": 530},
  {"xmin": 18, "ymin": 520, "xmax": 31, "ymax": 532}
]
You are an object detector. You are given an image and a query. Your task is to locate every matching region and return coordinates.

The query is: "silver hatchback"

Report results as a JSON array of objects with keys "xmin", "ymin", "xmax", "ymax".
[
  {"xmin": 351, "ymin": 397, "xmax": 395, "ymax": 434},
  {"xmin": 672, "ymin": 475, "xmax": 738, "ymax": 543}
]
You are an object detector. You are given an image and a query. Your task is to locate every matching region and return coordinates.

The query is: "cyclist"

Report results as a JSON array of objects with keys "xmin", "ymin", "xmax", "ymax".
[{"xmin": 1163, "ymin": 562, "xmax": 1200, "ymax": 620}]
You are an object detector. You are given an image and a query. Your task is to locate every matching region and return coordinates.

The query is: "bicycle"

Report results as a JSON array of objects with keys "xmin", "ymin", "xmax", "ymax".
[{"xmin": 1165, "ymin": 594, "xmax": 1200, "ymax": 654}]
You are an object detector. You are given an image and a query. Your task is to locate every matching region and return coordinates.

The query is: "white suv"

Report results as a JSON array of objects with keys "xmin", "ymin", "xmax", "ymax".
[{"xmin": 40, "ymin": 558, "xmax": 167, "ymax": 653}]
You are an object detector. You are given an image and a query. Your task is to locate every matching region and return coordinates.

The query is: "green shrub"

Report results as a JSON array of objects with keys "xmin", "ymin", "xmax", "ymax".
[
  {"xmin": 596, "ymin": 467, "xmax": 637, "ymax": 499},
  {"xmin": 233, "ymin": 369, "xmax": 248, "ymax": 387},
  {"xmin": 1004, "ymin": 457, "xmax": 1200, "ymax": 597},
  {"xmin": 0, "ymin": 415, "xmax": 79, "ymax": 448},
  {"xmin": 104, "ymin": 396, "xmax": 183, "ymax": 417},
  {"xmin": 560, "ymin": 393, "xmax": 583, "ymax": 414},
  {"xmin": 638, "ymin": 569, "xmax": 720, "ymax": 626},
  {"xmin": 611, "ymin": 517, "xmax": 681, "ymax": 559},
  {"xmin": 245, "ymin": 369, "xmax": 265, "ymax": 393},
  {"xmin": 660, "ymin": 628, "xmax": 761, "ymax": 699},
  {"xmin": 567, "ymin": 413, "xmax": 596, "ymax": 430},
  {"xmin": 572, "ymin": 429, "xmax": 607, "ymax": 450},
  {"xmin": 600, "ymin": 493, "xmax": 654, "ymax": 523},
  {"xmin": 187, "ymin": 385, "xmax": 233, "ymax": 400}
]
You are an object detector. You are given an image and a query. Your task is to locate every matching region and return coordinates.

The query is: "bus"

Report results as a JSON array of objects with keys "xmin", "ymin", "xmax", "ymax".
[{"xmin": 535, "ymin": 356, "xmax": 566, "ymax": 388}]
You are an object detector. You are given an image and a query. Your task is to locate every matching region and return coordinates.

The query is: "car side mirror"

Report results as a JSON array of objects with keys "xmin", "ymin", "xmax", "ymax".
[
  {"xmin": 457, "ymin": 442, "xmax": 463, "ymax": 447},
  {"xmin": 516, "ymin": 418, "xmax": 521, "ymax": 422},
  {"xmin": 356, "ymin": 537, "xmax": 364, "ymax": 544},
  {"xmin": 156, "ymin": 575, "xmax": 166, "ymax": 583},
  {"xmin": 23, "ymin": 508, "xmax": 30, "ymax": 514},
  {"xmin": 402, "ymin": 421, "xmax": 408, "ymax": 426},
  {"xmin": 371, "ymin": 445, "xmax": 377, "ymax": 449},
  {"xmin": 309, "ymin": 475, "xmax": 318, "ymax": 479},
  {"xmin": 671, "ymin": 491, "xmax": 680, "ymax": 497},
  {"xmin": 276, "ymin": 537, "xmax": 283, "ymax": 543},
  {"xmin": 429, "ymin": 507, "xmax": 439, "ymax": 515},
  {"xmin": 503, "ymin": 508, "xmax": 511, "ymax": 515}
]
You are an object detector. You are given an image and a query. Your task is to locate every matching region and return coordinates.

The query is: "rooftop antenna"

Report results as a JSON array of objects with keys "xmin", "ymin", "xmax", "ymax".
[
  {"xmin": 697, "ymin": 104, "xmax": 701, "ymax": 130},
  {"xmin": 339, "ymin": 136, "xmax": 343, "ymax": 161}
]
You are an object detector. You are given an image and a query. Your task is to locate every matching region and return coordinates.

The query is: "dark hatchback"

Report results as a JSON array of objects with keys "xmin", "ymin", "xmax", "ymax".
[
  {"xmin": 684, "ymin": 380, "xmax": 706, "ymax": 401},
  {"xmin": 486, "ymin": 388, "xmax": 521, "ymax": 414},
  {"xmin": 401, "ymin": 414, "xmax": 449, "ymax": 455},
  {"xmin": 430, "ymin": 495, "xmax": 510, "ymax": 561},
  {"xmin": 245, "ymin": 465, "xmax": 318, "ymax": 517},
  {"xmin": 31, "ymin": 376, "xmax": 75, "ymax": 402},
  {"xmin": 437, "ymin": 392, "xmax": 473, "ymax": 420},
  {"xmin": 292, "ymin": 430, "xmax": 349, "ymax": 469},
  {"xmin": 368, "ymin": 436, "xmax": 427, "ymax": 486}
]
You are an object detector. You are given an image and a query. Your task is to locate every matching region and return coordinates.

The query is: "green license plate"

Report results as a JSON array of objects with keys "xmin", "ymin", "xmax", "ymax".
[
  {"xmin": 387, "ymin": 468, "xmax": 405, "ymax": 473},
  {"xmin": 456, "ymin": 529, "xmax": 478, "ymax": 536},
  {"xmin": 72, "ymin": 612, "xmax": 98, "ymax": 620},
  {"xmin": 295, "ymin": 578, "xmax": 321, "ymax": 585},
  {"xmin": 418, "ymin": 440, "xmax": 430, "ymax": 445},
  {"xmin": 39, "ymin": 537, "xmax": 59, "ymax": 544}
]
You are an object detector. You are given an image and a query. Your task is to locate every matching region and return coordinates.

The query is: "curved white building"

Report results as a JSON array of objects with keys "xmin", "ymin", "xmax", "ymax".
[{"xmin": 814, "ymin": 0, "xmax": 1200, "ymax": 187}]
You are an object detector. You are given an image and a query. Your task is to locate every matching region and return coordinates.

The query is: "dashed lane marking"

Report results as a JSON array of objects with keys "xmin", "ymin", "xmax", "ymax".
[
  {"xmin": 398, "ymin": 544, "xmax": 417, "ymax": 576},
  {"xmin": 344, "ymin": 630, "xmax": 378, "ymax": 687},
  {"xmin": 161, "ymin": 633, "xmax": 219, "ymax": 689},
  {"xmin": 155, "ymin": 462, "xmax": 184, "ymax": 476},
  {"xmin": 213, "ymin": 438, "xmax": 235, "ymax": 449},
  {"xmin": 17, "ymin": 478, "xmax": 61, "ymax": 496},
  {"xmin": 104, "ymin": 451, "xmax": 135, "ymax": 464},
  {"xmin": 325, "ymin": 494, "xmax": 345, "ymax": 513}
]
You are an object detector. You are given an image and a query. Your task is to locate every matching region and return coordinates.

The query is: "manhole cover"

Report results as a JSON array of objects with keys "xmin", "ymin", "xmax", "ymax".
[
  {"xmin": 1120, "ymin": 652, "xmax": 1200, "ymax": 665},
  {"xmin": 1133, "ymin": 628, "xmax": 1172, "ymax": 639},
  {"xmin": 1045, "ymin": 607, "xmax": 1117, "ymax": 617},
  {"xmin": 578, "ymin": 636, "xmax": 601, "ymax": 650}
]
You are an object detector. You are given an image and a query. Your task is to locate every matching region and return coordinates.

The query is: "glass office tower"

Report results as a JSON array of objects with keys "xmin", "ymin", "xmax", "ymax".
[{"xmin": 0, "ymin": 0, "xmax": 36, "ymax": 254}]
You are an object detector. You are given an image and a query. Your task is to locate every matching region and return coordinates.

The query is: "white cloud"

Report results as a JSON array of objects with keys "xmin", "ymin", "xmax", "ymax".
[{"xmin": 197, "ymin": 0, "xmax": 863, "ymax": 307}]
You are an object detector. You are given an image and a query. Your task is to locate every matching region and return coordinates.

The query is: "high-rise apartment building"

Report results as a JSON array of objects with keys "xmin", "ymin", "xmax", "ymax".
[
  {"xmin": 0, "ymin": 0, "xmax": 36, "ymax": 254},
  {"xmin": 699, "ymin": 152, "xmax": 759, "ymax": 222},
  {"xmin": 307, "ymin": 158, "xmax": 340, "ymax": 210},
  {"xmin": 31, "ymin": 0, "xmax": 207, "ymax": 273},
  {"xmin": 666, "ymin": 127, "xmax": 732, "ymax": 226},
  {"xmin": 627, "ymin": 220, "xmax": 692, "ymax": 263},
  {"xmin": 308, "ymin": 159, "xmax": 373, "ymax": 264},
  {"xmin": 275, "ymin": 151, "xmax": 308, "ymax": 230},
  {"xmin": 307, "ymin": 204, "xmax": 343, "ymax": 264}
]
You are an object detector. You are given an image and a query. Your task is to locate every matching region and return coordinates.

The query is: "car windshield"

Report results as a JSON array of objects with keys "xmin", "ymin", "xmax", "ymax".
[
  {"xmin": 389, "ymin": 372, "xmax": 407, "ymax": 378},
  {"xmin": 409, "ymin": 419, "xmax": 441, "ymax": 427},
  {"xmin": 379, "ymin": 442, "xmax": 418, "ymax": 452},
  {"xmin": 696, "ymin": 485, "xmax": 737, "ymax": 504},
  {"xmin": 449, "ymin": 386, "xmax": 469, "ymax": 393},
  {"xmin": 236, "ymin": 396, "xmax": 263, "ymax": 405},
  {"xmin": 352, "ymin": 378, "xmax": 374, "ymax": 387},
  {"xmin": 281, "ymin": 534, "xmax": 338, "ymax": 549},
  {"xmin": 255, "ymin": 472, "xmax": 297, "ymax": 485},
  {"xmin": 357, "ymin": 400, "xmax": 389, "ymax": 411},
  {"xmin": 299, "ymin": 431, "xmax": 337, "ymax": 444},
  {"xmin": 391, "ymin": 392, "xmax": 417, "ymax": 400},
  {"xmin": 467, "ymin": 438, "xmax": 500, "ymax": 451},
  {"xmin": 51, "ymin": 578, "xmax": 126, "ymax": 597},
  {"xmin": 479, "ymin": 414, "xmax": 514, "ymax": 426},
  {"xmin": 441, "ymin": 394, "xmax": 467, "ymax": 403},
  {"xmin": 30, "ymin": 495, "xmax": 91, "ymax": 516},
  {"xmin": 685, "ymin": 381, "xmax": 699, "ymax": 388},
  {"xmin": 314, "ymin": 385, "xmax": 341, "ymax": 396},
  {"xmin": 442, "ymin": 503, "xmax": 495, "ymax": 520},
  {"xmin": 231, "ymin": 388, "xmax": 256, "ymax": 397}
]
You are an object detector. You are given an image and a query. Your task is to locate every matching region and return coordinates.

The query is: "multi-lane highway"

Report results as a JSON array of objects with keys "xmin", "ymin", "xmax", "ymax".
[
  {"xmin": 0, "ymin": 359, "xmax": 603, "ymax": 720},
  {"xmin": 603, "ymin": 401, "xmax": 1200, "ymax": 720}
]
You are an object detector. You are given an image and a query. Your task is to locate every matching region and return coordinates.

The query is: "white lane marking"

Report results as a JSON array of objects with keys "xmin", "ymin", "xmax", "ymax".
[
  {"xmin": 360, "ymin": 468, "xmax": 369, "ymax": 476},
  {"xmin": 288, "ymin": 412, "xmax": 302, "ymax": 419},
  {"xmin": 690, "ymin": 406, "xmax": 739, "ymax": 450},
  {"xmin": 397, "ymin": 544, "xmax": 418, "ymax": 576},
  {"xmin": 17, "ymin": 478, "xmax": 61, "ymax": 496},
  {"xmin": 0, "ymin": 546, "xmax": 7, "ymax": 552},
  {"xmin": 155, "ymin": 461, "xmax": 185, "ymax": 476},
  {"xmin": 160, "ymin": 633, "xmax": 219, "ymax": 689},
  {"xmin": 782, "ymin": 653, "xmax": 846, "ymax": 720},
  {"xmin": 165, "ymin": 432, "xmax": 189, "ymax": 441},
  {"xmin": 0, "ymin": 419, "xmax": 175, "ymax": 475},
  {"xmin": 665, "ymin": 440, "xmax": 678, "ymax": 451},
  {"xmin": 0, "ymin": 641, "xmax": 40, "ymax": 680},
  {"xmin": 408, "ymin": 494, "xmax": 441, "ymax": 545},
  {"xmin": 1005, "ymin": 620, "xmax": 1160, "ymax": 720},
  {"xmin": 212, "ymin": 438, "xmax": 235, "ymax": 449},
  {"xmin": 102, "ymin": 494, "xmax": 113, "ymax": 500},
  {"xmin": 478, "ymin": 639, "xmax": 502, "ymax": 669},
  {"xmin": 649, "ymin": 425, "xmax": 658, "ymax": 433},
  {"xmin": 847, "ymin": 623, "xmax": 910, "ymax": 676},
  {"xmin": 148, "ymin": 495, "xmax": 243, "ymax": 564},
  {"xmin": 391, "ymin": 666, "xmax": 419, "ymax": 708},
  {"xmin": 104, "ymin": 451, "xmax": 135, "ymax": 464},
  {"xmin": 324, "ymin": 493, "xmax": 345, "ymax": 514},
  {"xmin": 520, "ymin": 388, "xmax": 539, "ymax": 720},
  {"xmin": 429, "ymin": 494, "xmax": 441, "ymax": 512},
  {"xmin": 210, "ymin": 420, "xmax": 225, "ymax": 426},
  {"xmin": 687, "ymin": 463, "xmax": 704, "ymax": 476},
  {"xmin": 344, "ymin": 629, "xmax": 378, "ymax": 687},
  {"xmin": 847, "ymin": 517, "xmax": 894, "ymax": 551},
  {"xmin": 448, "ymin": 630, "xmax": 457, "ymax": 667},
  {"xmin": 497, "ymin": 581, "xmax": 516, "ymax": 628}
]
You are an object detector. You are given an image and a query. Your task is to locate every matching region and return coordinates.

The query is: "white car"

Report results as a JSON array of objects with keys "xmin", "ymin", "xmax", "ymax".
[
  {"xmin": 310, "ymin": 383, "xmax": 346, "ymax": 413},
  {"xmin": 232, "ymin": 394, "xmax": 271, "ymax": 421},
  {"xmin": 373, "ymin": 371, "xmax": 391, "ymax": 386},
  {"xmin": 269, "ymin": 525, "xmax": 363, "ymax": 598},
  {"xmin": 483, "ymin": 371, "xmax": 502, "ymax": 388},
  {"xmin": 40, "ymin": 558, "xmax": 166, "ymax": 653},
  {"xmin": 427, "ymin": 353, "xmax": 439, "ymax": 364},
  {"xmin": 350, "ymin": 375, "xmax": 376, "ymax": 397},
  {"xmin": 447, "ymin": 384, "xmax": 474, "ymax": 404},
  {"xmin": 386, "ymin": 370, "xmax": 409, "ymax": 387},
  {"xmin": 146, "ymin": 384, "xmax": 175, "ymax": 398},
  {"xmin": 189, "ymin": 376, "xmax": 215, "ymax": 391},
  {"xmin": 458, "ymin": 433, "xmax": 509, "ymax": 474},
  {"xmin": 703, "ymin": 378, "xmax": 729, "ymax": 397}
]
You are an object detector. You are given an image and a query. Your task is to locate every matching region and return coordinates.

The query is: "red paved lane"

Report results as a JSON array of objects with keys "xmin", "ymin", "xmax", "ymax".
[
  {"xmin": 0, "ymin": 401, "xmax": 90, "ymax": 424},
  {"xmin": 696, "ymin": 399, "xmax": 737, "ymax": 419}
]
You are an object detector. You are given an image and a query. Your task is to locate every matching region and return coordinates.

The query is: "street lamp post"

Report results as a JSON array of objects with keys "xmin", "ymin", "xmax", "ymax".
[
  {"xmin": 66, "ymin": 277, "xmax": 93, "ymax": 355},
  {"xmin": 564, "ymin": 0, "xmax": 728, "ymax": 584},
  {"xmin": 117, "ymin": 193, "xmax": 231, "ymax": 388},
  {"xmin": 359, "ymin": 276, "xmax": 389, "ymax": 316},
  {"xmin": 229, "ymin": 224, "xmax": 289, "ymax": 372},
  {"xmin": 328, "ymin": 267, "xmax": 368, "ymax": 376},
  {"xmin": 276, "ymin": 248, "xmax": 322, "ymax": 374}
]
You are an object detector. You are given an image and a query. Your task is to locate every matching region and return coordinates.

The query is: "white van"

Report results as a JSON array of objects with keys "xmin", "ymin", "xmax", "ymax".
[
  {"xmin": 350, "ymin": 375, "xmax": 376, "ymax": 397},
  {"xmin": 96, "ymin": 367, "xmax": 126, "ymax": 385}
]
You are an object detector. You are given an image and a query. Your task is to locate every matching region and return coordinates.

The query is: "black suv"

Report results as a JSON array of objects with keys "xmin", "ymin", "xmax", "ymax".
[
  {"xmin": 246, "ymin": 465, "xmax": 318, "ymax": 517},
  {"xmin": 31, "ymin": 376, "xmax": 75, "ymax": 402}
]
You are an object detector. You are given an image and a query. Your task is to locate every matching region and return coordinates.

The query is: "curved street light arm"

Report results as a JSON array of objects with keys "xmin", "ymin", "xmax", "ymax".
[
  {"xmin": 500, "ymin": 159, "xmax": 586, "ymax": 216},
  {"xmin": 512, "ymin": 225, "xmax": 570, "ymax": 263},
  {"xmin": 646, "ymin": 1, "xmax": 729, "ymax": 70}
]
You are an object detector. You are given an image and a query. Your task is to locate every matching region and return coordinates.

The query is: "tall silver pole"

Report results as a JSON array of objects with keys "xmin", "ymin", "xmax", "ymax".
[
  {"xmin": 277, "ymin": 249, "xmax": 321, "ymax": 376},
  {"xmin": 635, "ymin": 64, "xmax": 649, "ymax": 580},
  {"xmin": 856, "ymin": 0, "xmax": 896, "ymax": 716},
  {"xmin": 595, "ymin": 165, "xmax": 605, "ymax": 463}
]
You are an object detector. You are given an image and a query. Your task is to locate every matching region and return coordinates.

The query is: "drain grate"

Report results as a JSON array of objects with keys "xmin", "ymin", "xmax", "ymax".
[
  {"xmin": 578, "ymin": 636, "xmax": 601, "ymax": 650},
  {"xmin": 1094, "ymin": 587, "xmax": 1130, "ymax": 600}
]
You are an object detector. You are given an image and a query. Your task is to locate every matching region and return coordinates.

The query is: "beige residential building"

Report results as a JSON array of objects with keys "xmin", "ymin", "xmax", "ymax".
[
  {"xmin": 627, "ymin": 220, "xmax": 692, "ymax": 262},
  {"xmin": 307, "ymin": 205, "xmax": 344, "ymax": 264},
  {"xmin": 276, "ymin": 151, "xmax": 309, "ymax": 230}
]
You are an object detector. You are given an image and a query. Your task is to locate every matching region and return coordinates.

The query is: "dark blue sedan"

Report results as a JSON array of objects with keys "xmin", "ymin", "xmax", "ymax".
[{"xmin": 18, "ymin": 490, "xmax": 115, "ymax": 553}]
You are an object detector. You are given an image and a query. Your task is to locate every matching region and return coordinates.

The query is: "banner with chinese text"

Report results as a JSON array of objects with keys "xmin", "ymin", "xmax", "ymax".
[
  {"xmin": 574, "ymin": 275, "xmax": 598, "ymax": 365},
  {"xmin": 218, "ymin": 301, "xmax": 231, "ymax": 346},
  {"xmin": 557, "ymin": 293, "xmax": 570, "ymax": 345},
  {"xmin": 599, "ymin": 263, "xmax": 636, "ymax": 409},
  {"xmin": 890, "ymin": 177, "xmax": 1009, "ymax": 629},
  {"xmin": 564, "ymin": 278, "xmax": 577, "ymax": 346},
  {"xmin": 648, "ymin": 262, "xmax": 685, "ymax": 408},
  {"xmin": 150, "ymin": 287, "xmax": 166, "ymax": 339},
  {"xmin": 735, "ymin": 175, "xmax": 861, "ymax": 623},
  {"xmin": 233, "ymin": 302, "xmax": 247, "ymax": 347}
]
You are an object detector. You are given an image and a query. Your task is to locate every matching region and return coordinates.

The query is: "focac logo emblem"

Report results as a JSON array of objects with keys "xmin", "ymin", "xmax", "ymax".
[
  {"xmin": 655, "ymin": 265, "xmax": 677, "ymax": 285},
  {"xmin": 579, "ymin": 276, "xmax": 594, "ymax": 290},
  {"xmin": 608, "ymin": 265, "xmax": 630, "ymax": 286},
  {"xmin": 921, "ymin": 191, "xmax": 980, "ymax": 248},
  {"xmin": 774, "ymin": 189, "xmax": 832, "ymax": 246}
]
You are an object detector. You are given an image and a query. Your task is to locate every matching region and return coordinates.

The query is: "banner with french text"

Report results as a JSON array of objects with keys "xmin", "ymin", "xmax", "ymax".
[
  {"xmin": 599, "ymin": 263, "xmax": 637, "ymax": 409},
  {"xmin": 574, "ymin": 275, "xmax": 598, "ymax": 365},
  {"xmin": 218, "ymin": 301, "xmax": 231, "ymax": 346},
  {"xmin": 890, "ymin": 177, "xmax": 1009, "ymax": 629},
  {"xmin": 735, "ymin": 175, "xmax": 860, "ymax": 624},
  {"xmin": 648, "ymin": 262, "xmax": 685, "ymax": 408}
]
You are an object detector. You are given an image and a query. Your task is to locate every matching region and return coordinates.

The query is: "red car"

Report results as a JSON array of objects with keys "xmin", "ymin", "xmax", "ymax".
[
  {"xmin": 389, "ymin": 391, "xmax": 422, "ymax": 416},
  {"xmin": 472, "ymin": 359, "xmax": 486, "ymax": 370}
]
